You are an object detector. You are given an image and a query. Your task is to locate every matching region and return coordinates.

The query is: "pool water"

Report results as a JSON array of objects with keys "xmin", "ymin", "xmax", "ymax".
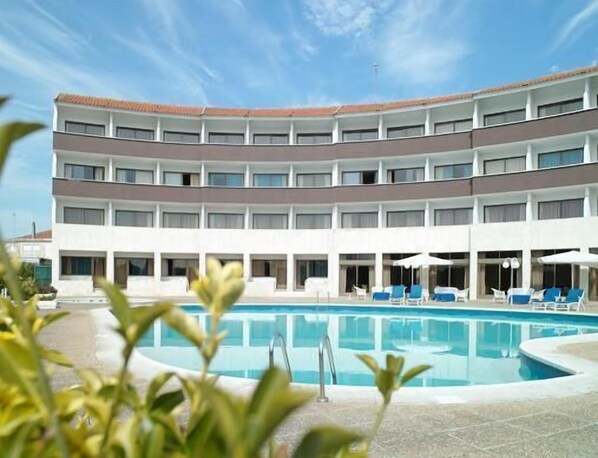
[{"xmin": 136, "ymin": 305, "xmax": 598, "ymax": 387}]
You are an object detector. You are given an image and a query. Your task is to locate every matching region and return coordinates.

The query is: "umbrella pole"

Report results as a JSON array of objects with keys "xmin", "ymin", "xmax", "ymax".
[{"xmin": 571, "ymin": 265, "xmax": 574, "ymax": 289}]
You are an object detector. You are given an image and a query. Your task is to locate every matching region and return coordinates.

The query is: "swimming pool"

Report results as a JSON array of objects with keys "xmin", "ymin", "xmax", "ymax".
[{"xmin": 136, "ymin": 305, "xmax": 598, "ymax": 387}]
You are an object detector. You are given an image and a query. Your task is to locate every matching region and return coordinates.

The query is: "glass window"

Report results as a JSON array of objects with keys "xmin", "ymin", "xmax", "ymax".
[
  {"xmin": 64, "ymin": 207, "xmax": 104, "ymax": 225},
  {"xmin": 483, "ymin": 109, "xmax": 525, "ymax": 126},
  {"xmin": 116, "ymin": 127, "xmax": 154, "ymax": 140},
  {"xmin": 61, "ymin": 256, "xmax": 92, "ymax": 275},
  {"xmin": 387, "ymin": 125, "xmax": 424, "ymax": 139},
  {"xmin": 253, "ymin": 134, "xmax": 289, "ymax": 145},
  {"xmin": 296, "ymin": 214, "xmax": 332, "ymax": 229},
  {"xmin": 296, "ymin": 260, "xmax": 328, "ymax": 288},
  {"xmin": 341, "ymin": 212, "xmax": 378, "ymax": 228},
  {"xmin": 208, "ymin": 132, "xmax": 245, "ymax": 144},
  {"xmin": 125, "ymin": 258, "xmax": 153, "ymax": 276},
  {"xmin": 64, "ymin": 164, "xmax": 105, "ymax": 180},
  {"xmin": 538, "ymin": 98, "xmax": 583, "ymax": 117},
  {"xmin": 115, "ymin": 168, "xmax": 154, "ymax": 184},
  {"xmin": 65, "ymin": 121, "xmax": 105, "ymax": 136},
  {"xmin": 538, "ymin": 199, "xmax": 584, "ymax": 220},
  {"xmin": 162, "ymin": 212, "xmax": 199, "ymax": 228},
  {"xmin": 434, "ymin": 163, "xmax": 473, "ymax": 179},
  {"xmin": 342, "ymin": 129, "xmax": 378, "ymax": 142},
  {"xmin": 208, "ymin": 173, "xmax": 244, "ymax": 187},
  {"xmin": 538, "ymin": 148, "xmax": 583, "ymax": 169},
  {"xmin": 296, "ymin": 133, "xmax": 332, "ymax": 144},
  {"xmin": 342, "ymin": 170, "xmax": 378, "ymax": 185},
  {"xmin": 387, "ymin": 167, "xmax": 424, "ymax": 183},
  {"xmin": 163, "ymin": 131, "xmax": 200, "ymax": 143},
  {"xmin": 434, "ymin": 208, "xmax": 473, "ymax": 226},
  {"xmin": 484, "ymin": 204, "xmax": 526, "ymax": 223},
  {"xmin": 163, "ymin": 172, "xmax": 200, "ymax": 186},
  {"xmin": 253, "ymin": 173, "xmax": 288, "ymax": 187},
  {"xmin": 386, "ymin": 210, "xmax": 424, "ymax": 227},
  {"xmin": 483, "ymin": 156, "xmax": 526, "ymax": 174},
  {"xmin": 115, "ymin": 210, "xmax": 154, "ymax": 227},
  {"xmin": 207, "ymin": 213, "xmax": 244, "ymax": 229},
  {"xmin": 296, "ymin": 173, "xmax": 331, "ymax": 187},
  {"xmin": 434, "ymin": 119, "xmax": 473, "ymax": 134},
  {"xmin": 252, "ymin": 214, "xmax": 288, "ymax": 230}
]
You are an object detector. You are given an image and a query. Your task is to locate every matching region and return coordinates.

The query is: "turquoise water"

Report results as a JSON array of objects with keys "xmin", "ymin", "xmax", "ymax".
[{"xmin": 136, "ymin": 305, "xmax": 598, "ymax": 387}]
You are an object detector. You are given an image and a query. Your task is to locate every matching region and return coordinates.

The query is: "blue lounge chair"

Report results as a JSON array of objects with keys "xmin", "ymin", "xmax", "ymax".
[
  {"xmin": 554, "ymin": 288, "xmax": 585, "ymax": 312},
  {"xmin": 406, "ymin": 284, "xmax": 423, "ymax": 306},
  {"xmin": 533, "ymin": 287, "xmax": 560, "ymax": 310},
  {"xmin": 389, "ymin": 285, "xmax": 406, "ymax": 305}
]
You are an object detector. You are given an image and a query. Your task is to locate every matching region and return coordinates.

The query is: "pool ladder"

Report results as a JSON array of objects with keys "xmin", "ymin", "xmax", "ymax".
[
  {"xmin": 317, "ymin": 334, "xmax": 338, "ymax": 403},
  {"xmin": 269, "ymin": 332, "xmax": 293, "ymax": 381}
]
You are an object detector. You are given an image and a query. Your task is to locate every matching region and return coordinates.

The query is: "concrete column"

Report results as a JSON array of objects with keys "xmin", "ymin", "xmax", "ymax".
[
  {"xmin": 526, "ymin": 193, "xmax": 534, "ymax": 221},
  {"xmin": 289, "ymin": 121, "xmax": 295, "ymax": 145},
  {"xmin": 245, "ymin": 207, "xmax": 250, "ymax": 230},
  {"xmin": 472, "ymin": 100, "xmax": 480, "ymax": 128},
  {"xmin": 108, "ymin": 157, "xmax": 114, "ymax": 182},
  {"xmin": 200, "ymin": 205, "xmax": 206, "ymax": 229},
  {"xmin": 286, "ymin": 253, "xmax": 294, "ymax": 292},
  {"xmin": 424, "ymin": 201, "xmax": 431, "ymax": 227},
  {"xmin": 288, "ymin": 164, "xmax": 294, "ymax": 187},
  {"xmin": 522, "ymin": 249, "xmax": 532, "ymax": 289},
  {"xmin": 108, "ymin": 112, "xmax": 114, "ymax": 137},
  {"xmin": 332, "ymin": 205, "xmax": 339, "ymax": 229},
  {"xmin": 156, "ymin": 161, "xmax": 161, "ymax": 185},
  {"xmin": 200, "ymin": 120, "xmax": 206, "ymax": 143},
  {"xmin": 526, "ymin": 143, "xmax": 533, "ymax": 170},
  {"xmin": 52, "ymin": 105, "xmax": 58, "ymax": 131},
  {"xmin": 51, "ymin": 197, "xmax": 57, "ymax": 225},
  {"xmin": 472, "ymin": 197, "xmax": 480, "ymax": 225},
  {"xmin": 469, "ymin": 250, "xmax": 478, "ymax": 300},
  {"xmin": 584, "ymin": 187, "xmax": 592, "ymax": 217},
  {"xmin": 583, "ymin": 134, "xmax": 591, "ymax": 163},
  {"xmin": 198, "ymin": 254, "xmax": 206, "ymax": 277},
  {"xmin": 108, "ymin": 201, "xmax": 113, "ymax": 226},
  {"xmin": 156, "ymin": 117, "xmax": 161, "ymax": 142},
  {"xmin": 245, "ymin": 164, "xmax": 250, "ymax": 187},
  {"xmin": 424, "ymin": 109, "xmax": 432, "ymax": 135},
  {"xmin": 378, "ymin": 203, "xmax": 383, "ymax": 228},
  {"xmin": 155, "ymin": 203, "xmax": 160, "ymax": 228},
  {"xmin": 583, "ymin": 77, "xmax": 591, "ymax": 109},
  {"xmin": 106, "ymin": 250, "xmax": 115, "ymax": 283},
  {"xmin": 332, "ymin": 119, "xmax": 339, "ymax": 143},
  {"xmin": 579, "ymin": 247, "xmax": 590, "ymax": 293},
  {"xmin": 378, "ymin": 114, "xmax": 385, "ymax": 139},
  {"xmin": 424, "ymin": 157, "xmax": 431, "ymax": 181},
  {"xmin": 200, "ymin": 163, "xmax": 206, "ymax": 186},
  {"xmin": 154, "ymin": 251, "xmax": 162, "ymax": 285},
  {"xmin": 377, "ymin": 160, "xmax": 384, "ymax": 184},
  {"xmin": 288, "ymin": 206, "xmax": 294, "ymax": 229},
  {"xmin": 328, "ymin": 252, "xmax": 339, "ymax": 298},
  {"xmin": 525, "ymin": 90, "xmax": 534, "ymax": 120},
  {"xmin": 52, "ymin": 151, "xmax": 58, "ymax": 177},
  {"xmin": 245, "ymin": 120, "xmax": 251, "ymax": 145},
  {"xmin": 243, "ymin": 252, "xmax": 251, "ymax": 281},
  {"xmin": 332, "ymin": 161, "xmax": 339, "ymax": 186},
  {"xmin": 375, "ymin": 252, "xmax": 383, "ymax": 287},
  {"xmin": 472, "ymin": 149, "xmax": 480, "ymax": 176}
]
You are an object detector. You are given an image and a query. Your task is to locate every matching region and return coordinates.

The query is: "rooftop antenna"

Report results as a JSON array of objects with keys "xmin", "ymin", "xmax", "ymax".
[
  {"xmin": 12, "ymin": 212, "xmax": 16, "ymax": 241},
  {"xmin": 373, "ymin": 62, "xmax": 379, "ymax": 101}
]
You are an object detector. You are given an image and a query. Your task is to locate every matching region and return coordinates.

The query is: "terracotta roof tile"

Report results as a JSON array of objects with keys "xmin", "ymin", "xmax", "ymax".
[
  {"xmin": 16, "ymin": 229, "xmax": 52, "ymax": 240},
  {"xmin": 55, "ymin": 66, "xmax": 597, "ymax": 119}
]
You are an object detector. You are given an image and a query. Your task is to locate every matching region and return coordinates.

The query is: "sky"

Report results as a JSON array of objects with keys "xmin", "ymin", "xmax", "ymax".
[{"xmin": 0, "ymin": 0, "xmax": 597, "ymax": 238}]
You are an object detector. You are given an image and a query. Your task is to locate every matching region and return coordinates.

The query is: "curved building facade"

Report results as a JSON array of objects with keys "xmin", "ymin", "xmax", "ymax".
[{"xmin": 51, "ymin": 66, "xmax": 598, "ymax": 299}]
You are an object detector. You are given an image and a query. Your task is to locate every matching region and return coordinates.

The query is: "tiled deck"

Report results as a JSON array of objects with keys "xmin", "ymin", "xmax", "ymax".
[{"xmin": 39, "ymin": 301, "xmax": 598, "ymax": 457}]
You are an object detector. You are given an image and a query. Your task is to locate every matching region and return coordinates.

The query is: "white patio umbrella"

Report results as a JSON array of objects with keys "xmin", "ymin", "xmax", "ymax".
[
  {"xmin": 392, "ymin": 253, "xmax": 453, "ymax": 285},
  {"xmin": 538, "ymin": 250, "xmax": 598, "ymax": 288}
]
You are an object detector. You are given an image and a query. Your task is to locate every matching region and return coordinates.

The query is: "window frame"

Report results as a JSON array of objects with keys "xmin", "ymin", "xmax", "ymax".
[
  {"xmin": 537, "ymin": 98, "xmax": 583, "ymax": 118},
  {"xmin": 115, "ymin": 168, "xmax": 154, "ymax": 184},
  {"xmin": 483, "ymin": 109, "xmax": 526, "ymax": 127},
  {"xmin": 64, "ymin": 121, "xmax": 106, "ymax": 136},
  {"xmin": 483, "ymin": 156, "xmax": 526, "ymax": 175},
  {"xmin": 208, "ymin": 132, "xmax": 245, "ymax": 144},
  {"xmin": 296, "ymin": 132, "xmax": 332, "ymax": 144},
  {"xmin": 341, "ymin": 212, "xmax": 379, "ymax": 229},
  {"xmin": 207, "ymin": 172, "xmax": 245, "ymax": 187},
  {"xmin": 115, "ymin": 126, "xmax": 155, "ymax": 141},
  {"xmin": 162, "ymin": 171, "xmax": 200, "ymax": 186},
  {"xmin": 386, "ymin": 210, "xmax": 425, "ymax": 228},
  {"xmin": 64, "ymin": 163, "xmax": 105, "ymax": 181},
  {"xmin": 483, "ymin": 203, "xmax": 526, "ymax": 223},
  {"xmin": 433, "ymin": 118, "xmax": 473, "ymax": 134},
  {"xmin": 387, "ymin": 167, "xmax": 425, "ymax": 183},
  {"xmin": 434, "ymin": 163, "xmax": 473, "ymax": 180},
  {"xmin": 161, "ymin": 212, "xmax": 200, "ymax": 229},
  {"xmin": 386, "ymin": 124, "xmax": 425, "ymax": 139},
  {"xmin": 295, "ymin": 173, "xmax": 332, "ymax": 187},
  {"xmin": 162, "ymin": 130, "xmax": 200, "ymax": 143},
  {"xmin": 537, "ymin": 198, "xmax": 584, "ymax": 220},
  {"xmin": 295, "ymin": 213, "xmax": 332, "ymax": 230},
  {"xmin": 253, "ymin": 133, "xmax": 289, "ymax": 145},
  {"xmin": 537, "ymin": 148, "xmax": 584, "ymax": 169},
  {"xmin": 114, "ymin": 210, "xmax": 154, "ymax": 228},
  {"xmin": 252, "ymin": 173, "xmax": 289, "ymax": 187},
  {"xmin": 252, "ymin": 213, "xmax": 289, "ymax": 230},
  {"xmin": 64, "ymin": 206, "xmax": 105, "ymax": 225},
  {"xmin": 434, "ymin": 207, "xmax": 473, "ymax": 226},
  {"xmin": 341, "ymin": 129, "xmax": 378, "ymax": 142},
  {"xmin": 341, "ymin": 170, "xmax": 378, "ymax": 185},
  {"xmin": 207, "ymin": 213, "xmax": 245, "ymax": 229}
]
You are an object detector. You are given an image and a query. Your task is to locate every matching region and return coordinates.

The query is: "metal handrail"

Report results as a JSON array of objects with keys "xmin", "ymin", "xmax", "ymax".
[
  {"xmin": 269, "ymin": 332, "xmax": 292, "ymax": 381},
  {"xmin": 317, "ymin": 334, "xmax": 338, "ymax": 403}
]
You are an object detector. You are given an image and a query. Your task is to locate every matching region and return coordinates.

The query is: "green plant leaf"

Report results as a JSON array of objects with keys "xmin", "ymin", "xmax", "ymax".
[
  {"xmin": 0, "ymin": 121, "xmax": 45, "ymax": 174},
  {"xmin": 150, "ymin": 390, "xmax": 185, "ymax": 415},
  {"xmin": 375, "ymin": 369, "xmax": 396, "ymax": 403},
  {"xmin": 99, "ymin": 280, "xmax": 131, "ymax": 330},
  {"xmin": 400, "ymin": 364, "xmax": 431, "ymax": 386},
  {"xmin": 41, "ymin": 310, "xmax": 70, "ymax": 327},
  {"xmin": 127, "ymin": 302, "xmax": 173, "ymax": 346},
  {"xmin": 385, "ymin": 354, "xmax": 404, "ymax": 376},
  {"xmin": 356, "ymin": 354, "xmax": 379, "ymax": 374},
  {"xmin": 163, "ymin": 308, "xmax": 206, "ymax": 348},
  {"xmin": 141, "ymin": 423, "xmax": 166, "ymax": 458},
  {"xmin": 292, "ymin": 426, "xmax": 362, "ymax": 458},
  {"xmin": 199, "ymin": 382, "xmax": 242, "ymax": 453},
  {"xmin": 39, "ymin": 347, "xmax": 73, "ymax": 367},
  {"xmin": 146, "ymin": 372, "xmax": 176, "ymax": 406}
]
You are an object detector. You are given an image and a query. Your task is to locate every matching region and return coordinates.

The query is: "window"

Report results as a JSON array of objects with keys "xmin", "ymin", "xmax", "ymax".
[
  {"xmin": 208, "ymin": 132, "xmax": 244, "ymax": 144},
  {"xmin": 115, "ymin": 168, "xmax": 154, "ymax": 184},
  {"xmin": 387, "ymin": 125, "xmax": 424, "ymax": 139},
  {"xmin": 163, "ymin": 172, "xmax": 200, "ymax": 186},
  {"xmin": 538, "ymin": 199, "xmax": 584, "ymax": 220},
  {"xmin": 434, "ymin": 163, "xmax": 472, "ymax": 180},
  {"xmin": 296, "ymin": 214, "xmax": 332, "ymax": 229},
  {"xmin": 342, "ymin": 170, "xmax": 378, "ymax": 185},
  {"xmin": 115, "ymin": 210, "xmax": 153, "ymax": 227},
  {"xmin": 538, "ymin": 148, "xmax": 583, "ymax": 169},
  {"xmin": 163, "ymin": 131, "xmax": 200, "ymax": 143},
  {"xmin": 296, "ymin": 260, "xmax": 328, "ymax": 288},
  {"xmin": 434, "ymin": 119, "xmax": 472, "ymax": 134},
  {"xmin": 484, "ymin": 204, "xmax": 526, "ymax": 223},
  {"xmin": 116, "ymin": 258, "xmax": 154, "ymax": 276},
  {"xmin": 483, "ymin": 156, "xmax": 526, "ymax": 174},
  {"xmin": 538, "ymin": 98, "xmax": 583, "ymax": 117},
  {"xmin": 207, "ymin": 213, "xmax": 244, "ymax": 229},
  {"xmin": 65, "ymin": 121, "xmax": 105, "ymax": 136},
  {"xmin": 252, "ymin": 214, "xmax": 288, "ymax": 230},
  {"xmin": 116, "ymin": 127, "xmax": 154, "ymax": 140},
  {"xmin": 208, "ymin": 172, "xmax": 244, "ymax": 187},
  {"xmin": 341, "ymin": 212, "xmax": 378, "ymax": 228},
  {"xmin": 162, "ymin": 212, "xmax": 199, "ymax": 228},
  {"xmin": 387, "ymin": 167, "xmax": 424, "ymax": 183},
  {"xmin": 253, "ymin": 173, "xmax": 288, "ymax": 187},
  {"xmin": 61, "ymin": 256, "xmax": 91, "ymax": 276},
  {"xmin": 342, "ymin": 129, "xmax": 378, "ymax": 142},
  {"xmin": 253, "ymin": 134, "xmax": 289, "ymax": 145},
  {"xmin": 386, "ymin": 210, "xmax": 424, "ymax": 227},
  {"xmin": 434, "ymin": 208, "xmax": 473, "ymax": 226},
  {"xmin": 296, "ymin": 173, "xmax": 331, "ymax": 187},
  {"xmin": 483, "ymin": 109, "xmax": 525, "ymax": 126},
  {"xmin": 164, "ymin": 259, "xmax": 198, "ymax": 279},
  {"xmin": 64, "ymin": 164, "xmax": 104, "ymax": 181},
  {"xmin": 296, "ymin": 133, "xmax": 332, "ymax": 144},
  {"xmin": 64, "ymin": 207, "xmax": 104, "ymax": 225}
]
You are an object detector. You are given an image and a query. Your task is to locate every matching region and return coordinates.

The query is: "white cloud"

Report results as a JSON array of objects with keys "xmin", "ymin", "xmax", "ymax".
[{"xmin": 551, "ymin": 0, "xmax": 598, "ymax": 52}]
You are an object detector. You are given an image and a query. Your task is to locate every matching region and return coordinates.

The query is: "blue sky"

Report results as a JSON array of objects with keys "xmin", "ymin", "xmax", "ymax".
[{"xmin": 0, "ymin": 0, "xmax": 597, "ymax": 238}]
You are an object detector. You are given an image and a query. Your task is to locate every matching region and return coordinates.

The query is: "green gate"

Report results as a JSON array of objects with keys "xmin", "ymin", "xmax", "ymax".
[{"xmin": 34, "ymin": 264, "xmax": 52, "ymax": 287}]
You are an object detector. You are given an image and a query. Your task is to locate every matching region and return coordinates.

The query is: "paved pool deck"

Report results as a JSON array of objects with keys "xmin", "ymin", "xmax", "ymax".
[{"xmin": 40, "ymin": 299, "xmax": 598, "ymax": 457}]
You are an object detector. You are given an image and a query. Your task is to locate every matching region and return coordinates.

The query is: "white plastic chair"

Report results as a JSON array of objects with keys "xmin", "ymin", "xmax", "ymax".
[
  {"xmin": 353, "ymin": 286, "xmax": 367, "ymax": 301},
  {"xmin": 456, "ymin": 288, "xmax": 469, "ymax": 302},
  {"xmin": 492, "ymin": 288, "xmax": 506, "ymax": 303}
]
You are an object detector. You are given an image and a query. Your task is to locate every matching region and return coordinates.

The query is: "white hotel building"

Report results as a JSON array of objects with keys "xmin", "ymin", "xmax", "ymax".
[{"xmin": 51, "ymin": 66, "xmax": 598, "ymax": 300}]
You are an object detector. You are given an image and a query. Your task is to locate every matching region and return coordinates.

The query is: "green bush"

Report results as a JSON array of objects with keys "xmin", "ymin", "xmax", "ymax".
[{"xmin": 0, "ymin": 97, "xmax": 430, "ymax": 457}]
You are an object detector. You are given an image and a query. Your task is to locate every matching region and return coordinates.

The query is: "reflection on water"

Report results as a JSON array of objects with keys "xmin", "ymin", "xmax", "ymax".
[{"xmin": 137, "ymin": 310, "xmax": 597, "ymax": 387}]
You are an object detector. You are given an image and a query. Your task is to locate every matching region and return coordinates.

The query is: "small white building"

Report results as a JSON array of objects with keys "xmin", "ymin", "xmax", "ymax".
[{"xmin": 7, "ymin": 229, "xmax": 52, "ymax": 265}]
